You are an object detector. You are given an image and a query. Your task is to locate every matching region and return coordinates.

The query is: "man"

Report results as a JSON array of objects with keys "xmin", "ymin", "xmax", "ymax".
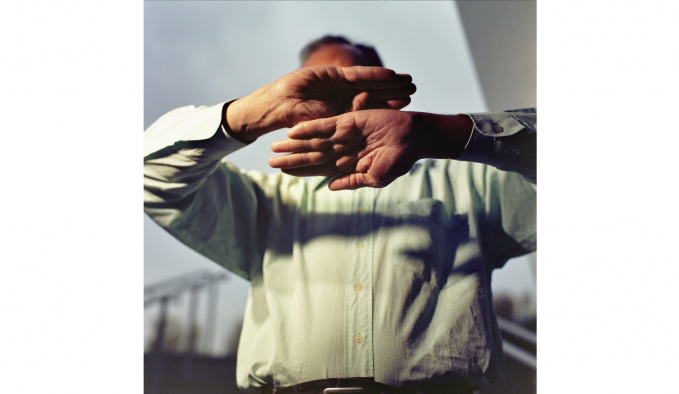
[{"xmin": 144, "ymin": 35, "xmax": 536, "ymax": 393}]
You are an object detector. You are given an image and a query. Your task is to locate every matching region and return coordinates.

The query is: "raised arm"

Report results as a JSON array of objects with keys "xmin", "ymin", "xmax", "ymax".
[
  {"xmin": 222, "ymin": 66, "xmax": 416, "ymax": 143},
  {"xmin": 144, "ymin": 66, "xmax": 416, "ymax": 277}
]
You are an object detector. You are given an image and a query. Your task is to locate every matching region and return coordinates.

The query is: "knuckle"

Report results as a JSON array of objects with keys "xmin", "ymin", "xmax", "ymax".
[{"xmin": 303, "ymin": 153, "xmax": 314, "ymax": 165}]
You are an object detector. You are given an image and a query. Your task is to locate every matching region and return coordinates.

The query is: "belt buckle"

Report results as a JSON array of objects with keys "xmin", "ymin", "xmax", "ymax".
[{"xmin": 322, "ymin": 388, "xmax": 364, "ymax": 393}]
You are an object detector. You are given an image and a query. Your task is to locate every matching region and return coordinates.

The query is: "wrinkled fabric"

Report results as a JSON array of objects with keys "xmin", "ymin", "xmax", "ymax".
[{"xmin": 144, "ymin": 102, "xmax": 536, "ymax": 392}]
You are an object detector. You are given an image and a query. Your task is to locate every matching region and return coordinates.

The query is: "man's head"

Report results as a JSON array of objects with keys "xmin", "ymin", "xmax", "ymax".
[{"xmin": 299, "ymin": 35, "xmax": 383, "ymax": 68}]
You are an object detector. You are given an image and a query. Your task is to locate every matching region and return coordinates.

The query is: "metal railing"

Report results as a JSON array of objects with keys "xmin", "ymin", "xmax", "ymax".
[
  {"xmin": 497, "ymin": 316, "xmax": 536, "ymax": 370},
  {"xmin": 144, "ymin": 269, "xmax": 227, "ymax": 354}
]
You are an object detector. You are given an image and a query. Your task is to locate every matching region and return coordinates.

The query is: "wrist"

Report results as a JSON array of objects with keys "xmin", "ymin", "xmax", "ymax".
[
  {"xmin": 413, "ymin": 113, "xmax": 473, "ymax": 159},
  {"xmin": 224, "ymin": 86, "xmax": 287, "ymax": 143},
  {"xmin": 224, "ymin": 97, "xmax": 258, "ymax": 143}
]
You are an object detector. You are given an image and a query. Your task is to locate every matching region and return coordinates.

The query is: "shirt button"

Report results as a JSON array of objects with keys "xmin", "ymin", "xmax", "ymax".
[
  {"xmin": 492, "ymin": 124, "xmax": 503, "ymax": 132},
  {"xmin": 353, "ymin": 334, "xmax": 364, "ymax": 344},
  {"xmin": 356, "ymin": 242, "xmax": 365, "ymax": 249},
  {"xmin": 354, "ymin": 284, "xmax": 364, "ymax": 292}
]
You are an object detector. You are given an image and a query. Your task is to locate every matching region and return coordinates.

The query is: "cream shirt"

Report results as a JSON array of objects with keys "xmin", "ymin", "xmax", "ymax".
[{"xmin": 144, "ymin": 103, "xmax": 536, "ymax": 392}]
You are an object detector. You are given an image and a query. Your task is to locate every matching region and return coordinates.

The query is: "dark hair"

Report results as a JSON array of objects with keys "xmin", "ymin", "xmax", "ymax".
[{"xmin": 299, "ymin": 35, "xmax": 383, "ymax": 67}]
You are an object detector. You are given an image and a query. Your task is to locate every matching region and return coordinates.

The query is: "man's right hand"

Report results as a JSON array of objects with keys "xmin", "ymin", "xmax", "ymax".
[
  {"xmin": 224, "ymin": 66, "xmax": 416, "ymax": 142},
  {"xmin": 269, "ymin": 109, "xmax": 474, "ymax": 191}
]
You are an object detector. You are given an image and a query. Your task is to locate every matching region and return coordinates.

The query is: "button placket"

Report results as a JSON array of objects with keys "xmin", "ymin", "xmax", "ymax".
[{"xmin": 343, "ymin": 191, "xmax": 373, "ymax": 377}]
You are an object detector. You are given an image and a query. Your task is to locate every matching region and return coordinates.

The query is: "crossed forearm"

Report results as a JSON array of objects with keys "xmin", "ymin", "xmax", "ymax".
[{"xmin": 221, "ymin": 65, "xmax": 416, "ymax": 143}]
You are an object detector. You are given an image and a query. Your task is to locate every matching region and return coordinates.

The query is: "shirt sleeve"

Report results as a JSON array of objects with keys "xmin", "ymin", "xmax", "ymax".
[
  {"xmin": 457, "ymin": 108, "xmax": 536, "ymax": 183},
  {"xmin": 143, "ymin": 101, "xmax": 273, "ymax": 280}
]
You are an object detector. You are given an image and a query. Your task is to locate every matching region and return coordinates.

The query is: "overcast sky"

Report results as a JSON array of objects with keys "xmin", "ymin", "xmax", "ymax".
[{"xmin": 143, "ymin": 0, "xmax": 534, "ymax": 355}]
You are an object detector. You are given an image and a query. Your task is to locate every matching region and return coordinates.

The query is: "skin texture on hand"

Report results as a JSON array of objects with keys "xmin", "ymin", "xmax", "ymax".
[
  {"xmin": 269, "ymin": 109, "xmax": 473, "ymax": 191},
  {"xmin": 224, "ymin": 66, "xmax": 416, "ymax": 143}
]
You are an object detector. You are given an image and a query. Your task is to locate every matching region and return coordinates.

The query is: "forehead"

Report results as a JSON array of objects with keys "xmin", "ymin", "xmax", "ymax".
[{"xmin": 302, "ymin": 44, "xmax": 360, "ymax": 67}]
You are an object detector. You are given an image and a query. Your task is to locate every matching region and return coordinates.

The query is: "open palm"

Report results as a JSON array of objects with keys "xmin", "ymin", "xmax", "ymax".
[{"xmin": 269, "ymin": 109, "xmax": 423, "ymax": 190}]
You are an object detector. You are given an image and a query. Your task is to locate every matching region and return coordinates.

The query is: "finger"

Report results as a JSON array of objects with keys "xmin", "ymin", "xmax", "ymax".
[
  {"xmin": 340, "ymin": 69, "xmax": 416, "ymax": 93},
  {"xmin": 386, "ymin": 97, "xmax": 412, "ymax": 110},
  {"xmin": 288, "ymin": 117, "xmax": 339, "ymax": 139},
  {"xmin": 363, "ymin": 97, "xmax": 412, "ymax": 111},
  {"xmin": 281, "ymin": 162, "xmax": 341, "ymax": 177},
  {"xmin": 350, "ymin": 87, "xmax": 415, "ymax": 111},
  {"xmin": 271, "ymin": 137, "xmax": 332, "ymax": 153},
  {"xmin": 268, "ymin": 150, "xmax": 334, "ymax": 169},
  {"xmin": 364, "ymin": 83, "xmax": 417, "ymax": 101},
  {"xmin": 351, "ymin": 91, "xmax": 370, "ymax": 111},
  {"xmin": 328, "ymin": 173, "xmax": 376, "ymax": 191},
  {"xmin": 338, "ymin": 67, "xmax": 412, "ymax": 84},
  {"xmin": 355, "ymin": 153, "xmax": 373, "ymax": 174},
  {"xmin": 335, "ymin": 155, "xmax": 359, "ymax": 172}
]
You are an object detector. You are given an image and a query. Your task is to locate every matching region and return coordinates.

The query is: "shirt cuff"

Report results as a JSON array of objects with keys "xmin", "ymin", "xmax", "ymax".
[
  {"xmin": 466, "ymin": 111, "xmax": 535, "ymax": 137},
  {"xmin": 144, "ymin": 100, "xmax": 249, "ymax": 160},
  {"xmin": 456, "ymin": 111, "xmax": 536, "ymax": 183},
  {"xmin": 458, "ymin": 110, "xmax": 535, "ymax": 154}
]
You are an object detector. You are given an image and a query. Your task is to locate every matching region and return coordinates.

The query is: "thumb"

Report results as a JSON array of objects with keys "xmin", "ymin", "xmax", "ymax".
[
  {"xmin": 328, "ymin": 173, "xmax": 372, "ymax": 191},
  {"xmin": 355, "ymin": 153, "xmax": 374, "ymax": 174},
  {"xmin": 351, "ymin": 91, "xmax": 370, "ymax": 112}
]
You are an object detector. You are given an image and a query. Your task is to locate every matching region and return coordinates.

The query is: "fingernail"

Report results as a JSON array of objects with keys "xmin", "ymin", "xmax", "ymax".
[
  {"xmin": 288, "ymin": 125, "xmax": 303, "ymax": 137},
  {"xmin": 268, "ymin": 157, "xmax": 281, "ymax": 167}
]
